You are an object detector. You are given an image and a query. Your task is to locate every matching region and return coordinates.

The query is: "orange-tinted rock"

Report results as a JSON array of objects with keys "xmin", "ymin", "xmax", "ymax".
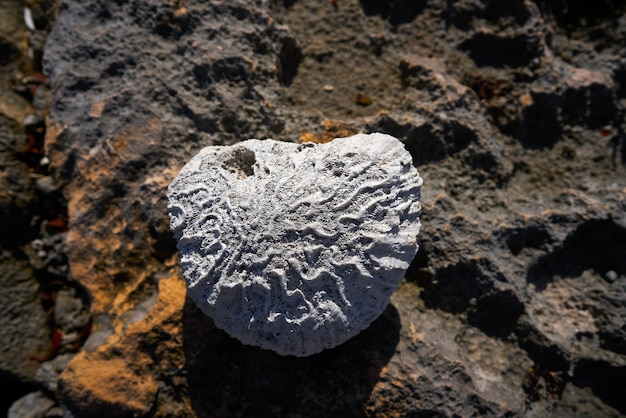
[
  {"xmin": 61, "ymin": 356, "xmax": 157, "ymax": 417},
  {"xmin": 299, "ymin": 120, "xmax": 357, "ymax": 144},
  {"xmin": 59, "ymin": 273, "xmax": 190, "ymax": 417}
]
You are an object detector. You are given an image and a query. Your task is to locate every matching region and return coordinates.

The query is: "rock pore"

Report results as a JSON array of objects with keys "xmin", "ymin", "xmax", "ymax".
[{"xmin": 168, "ymin": 133, "xmax": 422, "ymax": 356}]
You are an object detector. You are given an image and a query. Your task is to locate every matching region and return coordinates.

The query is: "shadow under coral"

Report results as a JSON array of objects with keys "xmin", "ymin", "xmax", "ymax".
[{"xmin": 182, "ymin": 298, "xmax": 400, "ymax": 418}]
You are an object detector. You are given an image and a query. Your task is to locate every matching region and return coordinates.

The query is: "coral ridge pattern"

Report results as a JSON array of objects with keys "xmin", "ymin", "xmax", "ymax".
[{"xmin": 168, "ymin": 133, "xmax": 422, "ymax": 356}]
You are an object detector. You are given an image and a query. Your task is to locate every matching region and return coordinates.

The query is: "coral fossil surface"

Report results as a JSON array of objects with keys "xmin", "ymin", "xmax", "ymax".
[
  {"xmin": 2, "ymin": 0, "xmax": 626, "ymax": 416},
  {"xmin": 168, "ymin": 134, "xmax": 422, "ymax": 356}
]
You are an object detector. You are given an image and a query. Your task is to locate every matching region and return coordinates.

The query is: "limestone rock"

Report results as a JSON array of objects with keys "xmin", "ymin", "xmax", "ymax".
[{"xmin": 168, "ymin": 133, "xmax": 422, "ymax": 356}]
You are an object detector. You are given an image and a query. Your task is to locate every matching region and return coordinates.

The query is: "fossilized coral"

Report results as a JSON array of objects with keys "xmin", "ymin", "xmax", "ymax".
[{"xmin": 168, "ymin": 133, "xmax": 422, "ymax": 356}]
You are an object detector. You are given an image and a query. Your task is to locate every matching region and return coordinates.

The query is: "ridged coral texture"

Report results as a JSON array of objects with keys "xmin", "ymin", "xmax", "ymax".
[{"xmin": 168, "ymin": 133, "xmax": 422, "ymax": 356}]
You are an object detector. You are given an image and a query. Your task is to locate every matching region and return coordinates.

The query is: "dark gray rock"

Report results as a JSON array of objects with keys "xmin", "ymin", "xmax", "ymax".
[
  {"xmin": 53, "ymin": 288, "xmax": 89, "ymax": 332},
  {"xmin": 0, "ymin": 113, "xmax": 39, "ymax": 250},
  {"xmin": 26, "ymin": 234, "xmax": 67, "ymax": 273},
  {"xmin": 35, "ymin": 354, "xmax": 74, "ymax": 393},
  {"xmin": 0, "ymin": 1, "xmax": 75, "ymax": 413},
  {"xmin": 31, "ymin": 0, "xmax": 626, "ymax": 416},
  {"xmin": 8, "ymin": 391, "xmax": 56, "ymax": 418},
  {"xmin": 0, "ymin": 253, "xmax": 50, "ymax": 405}
]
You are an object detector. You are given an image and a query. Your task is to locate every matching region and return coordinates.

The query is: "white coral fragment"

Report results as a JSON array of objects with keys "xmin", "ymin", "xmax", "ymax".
[{"xmin": 168, "ymin": 133, "xmax": 422, "ymax": 356}]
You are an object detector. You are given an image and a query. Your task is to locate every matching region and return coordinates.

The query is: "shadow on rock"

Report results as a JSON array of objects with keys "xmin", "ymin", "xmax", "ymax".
[
  {"xmin": 572, "ymin": 359, "xmax": 626, "ymax": 414},
  {"xmin": 182, "ymin": 298, "xmax": 400, "ymax": 418},
  {"xmin": 534, "ymin": 0, "xmax": 626, "ymax": 28},
  {"xmin": 358, "ymin": 0, "xmax": 426, "ymax": 25},
  {"xmin": 516, "ymin": 91, "xmax": 562, "ymax": 149},
  {"xmin": 459, "ymin": 32, "xmax": 542, "ymax": 69},
  {"xmin": 414, "ymin": 258, "xmax": 524, "ymax": 339},
  {"xmin": 368, "ymin": 114, "xmax": 481, "ymax": 167},
  {"xmin": 527, "ymin": 219, "xmax": 626, "ymax": 290}
]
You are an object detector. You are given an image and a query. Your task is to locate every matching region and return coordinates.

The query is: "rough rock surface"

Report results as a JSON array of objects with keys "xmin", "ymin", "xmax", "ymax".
[
  {"xmin": 0, "ymin": 0, "xmax": 62, "ymax": 414},
  {"xmin": 7, "ymin": 391, "xmax": 57, "ymax": 418},
  {"xmin": 0, "ymin": 254, "xmax": 50, "ymax": 401},
  {"xmin": 168, "ymin": 134, "xmax": 422, "ymax": 356},
  {"xmin": 1, "ymin": 0, "xmax": 625, "ymax": 416}
]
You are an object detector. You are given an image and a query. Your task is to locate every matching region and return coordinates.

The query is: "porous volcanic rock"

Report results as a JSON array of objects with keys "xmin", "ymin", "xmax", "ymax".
[{"xmin": 19, "ymin": 0, "xmax": 626, "ymax": 416}]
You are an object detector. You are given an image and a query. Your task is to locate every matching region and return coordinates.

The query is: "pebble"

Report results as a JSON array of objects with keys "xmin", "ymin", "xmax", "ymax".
[
  {"xmin": 8, "ymin": 391, "xmax": 55, "ymax": 418},
  {"xmin": 35, "ymin": 354, "xmax": 74, "ymax": 393},
  {"xmin": 605, "ymin": 270, "xmax": 618, "ymax": 282},
  {"xmin": 35, "ymin": 176, "xmax": 58, "ymax": 196}
]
